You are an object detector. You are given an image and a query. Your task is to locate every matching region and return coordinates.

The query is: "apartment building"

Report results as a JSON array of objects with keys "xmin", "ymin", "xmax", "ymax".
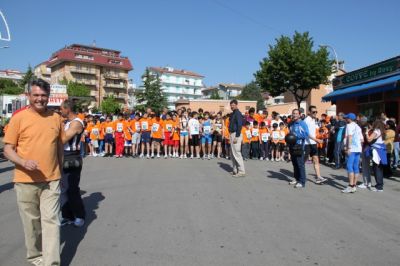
[
  {"xmin": 202, "ymin": 83, "xmax": 243, "ymax": 99},
  {"xmin": 34, "ymin": 62, "xmax": 51, "ymax": 82},
  {"xmin": 46, "ymin": 44, "xmax": 133, "ymax": 106},
  {"xmin": 148, "ymin": 66, "xmax": 204, "ymax": 110}
]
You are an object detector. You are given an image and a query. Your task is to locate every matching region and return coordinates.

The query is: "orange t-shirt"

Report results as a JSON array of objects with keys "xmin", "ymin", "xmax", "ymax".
[
  {"xmin": 251, "ymin": 127, "xmax": 260, "ymax": 142},
  {"xmin": 172, "ymin": 120, "xmax": 180, "ymax": 141},
  {"xmin": 77, "ymin": 113, "xmax": 85, "ymax": 121},
  {"xmin": 130, "ymin": 119, "xmax": 141, "ymax": 133},
  {"xmin": 98, "ymin": 122, "xmax": 105, "ymax": 140},
  {"xmin": 140, "ymin": 118, "xmax": 152, "ymax": 132},
  {"xmin": 114, "ymin": 119, "xmax": 126, "ymax": 133},
  {"xmin": 151, "ymin": 119, "xmax": 164, "ymax": 139},
  {"xmin": 163, "ymin": 119, "xmax": 174, "ymax": 134},
  {"xmin": 224, "ymin": 118, "xmax": 230, "ymax": 139},
  {"xmin": 279, "ymin": 129, "xmax": 287, "ymax": 144},
  {"xmin": 241, "ymin": 127, "xmax": 251, "ymax": 144},
  {"xmin": 271, "ymin": 129, "xmax": 280, "ymax": 143},
  {"xmin": 259, "ymin": 128, "xmax": 270, "ymax": 142},
  {"xmin": 104, "ymin": 122, "xmax": 115, "ymax": 135},
  {"xmin": 123, "ymin": 121, "xmax": 132, "ymax": 140},
  {"xmin": 3, "ymin": 109, "xmax": 63, "ymax": 183}
]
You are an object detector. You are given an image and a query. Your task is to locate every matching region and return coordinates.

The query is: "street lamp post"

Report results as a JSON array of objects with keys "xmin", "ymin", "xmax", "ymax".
[{"xmin": 319, "ymin": 44, "xmax": 339, "ymax": 72}]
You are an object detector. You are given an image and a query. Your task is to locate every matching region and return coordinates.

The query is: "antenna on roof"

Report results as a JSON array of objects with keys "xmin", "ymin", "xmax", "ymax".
[{"xmin": 92, "ymin": 40, "xmax": 96, "ymax": 47}]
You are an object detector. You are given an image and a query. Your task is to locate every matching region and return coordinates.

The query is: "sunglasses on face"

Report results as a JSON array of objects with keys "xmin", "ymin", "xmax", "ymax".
[{"xmin": 312, "ymin": 111, "xmax": 318, "ymax": 114}]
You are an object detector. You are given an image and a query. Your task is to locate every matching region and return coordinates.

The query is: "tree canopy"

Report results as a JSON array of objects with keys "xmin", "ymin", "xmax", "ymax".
[
  {"xmin": 19, "ymin": 65, "xmax": 34, "ymax": 88},
  {"xmin": 210, "ymin": 90, "xmax": 223, "ymax": 100},
  {"xmin": 101, "ymin": 95, "xmax": 121, "ymax": 115},
  {"xmin": 136, "ymin": 68, "xmax": 167, "ymax": 113},
  {"xmin": 255, "ymin": 31, "xmax": 333, "ymax": 108},
  {"xmin": 237, "ymin": 81, "xmax": 265, "ymax": 110},
  {"xmin": 65, "ymin": 81, "xmax": 91, "ymax": 97},
  {"xmin": 0, "ymin": 78, "xmax": 24, "ymax": 95}
]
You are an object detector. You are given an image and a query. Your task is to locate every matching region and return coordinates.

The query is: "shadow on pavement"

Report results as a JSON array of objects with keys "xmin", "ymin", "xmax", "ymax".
[
  {"xmin": 324, "ymin": 174, "xmax": 347, "ymax": 190},
  {"xmin": 0, "ymin": 182, "xmax": 13, "ymax": 193},
  {"xmin": 218, "ymin": 162, "xmax": 232, "ymax": 173},
  {"xmin": 266, "ymin": 170, "xmax": 291, "ymax": 182},
  {"xmin": 61, "ymin": 192, "xmax": 105, "ymax": 266},
  {"xmin": 0, "ymin": 166, "xmax": 14, "ymax": 174}
]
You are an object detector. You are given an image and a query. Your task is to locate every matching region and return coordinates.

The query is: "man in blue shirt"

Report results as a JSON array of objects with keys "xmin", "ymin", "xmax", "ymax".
[{"xmin": 288, "ymin": 109, "xmax": 309, "ymax": 188}]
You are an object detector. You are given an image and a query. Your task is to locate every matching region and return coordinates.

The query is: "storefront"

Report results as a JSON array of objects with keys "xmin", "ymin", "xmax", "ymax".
[{"xmin": 323, "ymin": 56, "xmax": 400, "ymax": 120}]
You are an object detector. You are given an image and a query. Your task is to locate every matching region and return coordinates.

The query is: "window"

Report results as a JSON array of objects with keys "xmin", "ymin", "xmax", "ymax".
[
  {"xmin": 75, "ymin": 53, "xmax": 93, "ymax": 60},
  {"xmin": 109, "ymin": 59, "xmax": 122, "ymax": 65},
  {"xmin": 7, "ymin": 103, "xmax": 12, "ymax": 113}
]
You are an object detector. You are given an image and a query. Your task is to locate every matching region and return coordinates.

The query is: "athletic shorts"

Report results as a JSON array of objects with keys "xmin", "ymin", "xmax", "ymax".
[
  {"xmin": 132, "ymin": 132, "xmax": 141, "ymax": 144},
  {"xmin": 201, "ymin": 134, "xmax": 212, "ymax": 144},
  {"xmin": 271, "ymin": 142, "xmax": 279, "ymax": 150},
  {"xmin": 213, "ymin": 134, "xmax": 223, "ymax": 143},
  {"xmin": 304, "ymin": 144, "xmax": 318, "ymax": 157},
  {"xmin": 180, "ymin": 131, "xmax": 188, "ymax": 137},
  {"xmin": 85, "ymin": 137, "xmax": 91, "ymax": 144},
  {"xmin": 105, "ymin": 134, "xmax": 114, "ymax": 144},
  {"xmin": 190, "ymin": 135, "xmax": 200, "ymax": 146},
  {"xmin": 152, "ymin": 138, "xmax": 163, "ymax": 143},
  {"xmin": 124, "ymin": 140, "xmax": 132, "ymax": 147},
  {"xmin": 141, "ymin": 131, "xmax": 151, "ymax": 143},
  {"xmin": 278, "ymin": 143, "xmax": 285, "ymax": 152},
  {"xmin": 347, "ymin": 152, "xmax": 361, "ymax": 174},
  {"xmin": 163, "ymin": 132, "xmax": 174, "ymax": 146}
]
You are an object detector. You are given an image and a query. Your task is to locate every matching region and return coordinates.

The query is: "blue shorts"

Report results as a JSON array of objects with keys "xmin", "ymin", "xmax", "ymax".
[
  {"xmin": 105, "ymin": 134, "xmax": 114, "ymax": 144},
  {"xmin": 85, "ymin": 137, "xmax": 91, "ymax": 144},
  {"xmin": 180, "ymin": 131, "xmax": 188, "ymax": 137},
  {"xmin": 124, "ymin": 140, "xmax": 132, "ymax": 146},
  {"xmin": 201, "ymin": 135, "xmax": 212, "ymax": 144},
  {"xmin": 347, "ymin": 152, "xmax": 361, "ymax": 174},
  {"xmin": 141, "ymin": 131, "xmax": 151, "ymax": 143}
]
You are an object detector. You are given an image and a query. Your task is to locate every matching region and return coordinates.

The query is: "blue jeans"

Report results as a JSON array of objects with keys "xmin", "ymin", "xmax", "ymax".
[
  {"xmin": 80, "ymin": 142, "xmax": 86, "ymax": 158},
  {"xmin": 393, "ymin": 142, "xmax": 399, "ymax": 168},
  {"xmin": 291, "ymin": 152, "xmax": 306, "ymax": 186},
  {"xmin": 99, "ymin": 140, "xmax": 104, "ymax": 153},
  {"xmin": 334, "ymin": 141, "xmax": 344, "ymax": 167}
]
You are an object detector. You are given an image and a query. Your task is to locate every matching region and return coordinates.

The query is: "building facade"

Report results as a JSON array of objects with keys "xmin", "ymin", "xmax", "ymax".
[
  {"xmin": 34, "ymin": 62, "xmax": 51, "ymax": 82},
  {"xmin": 175, "ymin": 99, "xmax": 256, "ymax": 115},
  {"xmin": 148, "ymin": 67, "xmax": 204, "ymax": 110},
  {"xmin": 0, "ymin": 69, "xmax": 24, "ymax": 82},
  {"xmin": 202, "ymin": 83, "xmax": 243, "ymax": 100},
  {"xmin": 323, "ymin": 56, "xmax": 400, "ymax": 120},
  {"xmin": 46, "ymin": 44, "xmax": 133, "ymax": 107}
]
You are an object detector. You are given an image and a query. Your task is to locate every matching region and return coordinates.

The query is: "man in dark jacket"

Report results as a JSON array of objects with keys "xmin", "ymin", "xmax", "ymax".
[{"xmin": 228, "ymin": 100, "xmax": 245, "ymax": 177}]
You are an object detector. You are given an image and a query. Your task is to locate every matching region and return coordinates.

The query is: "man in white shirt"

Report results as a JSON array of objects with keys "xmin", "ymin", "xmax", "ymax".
[
  {"xmin": 342, "ymin": 113, "xmax": 363, "ymax": 193},
  {"xmin": 304, "ymin": 106, "xmax": 327, "ymax": 184}
]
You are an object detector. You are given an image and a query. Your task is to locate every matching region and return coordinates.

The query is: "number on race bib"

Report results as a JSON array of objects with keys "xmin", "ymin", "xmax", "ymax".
[
  {"xmin": 92, "ymin": 128, "xmax": 99, "ymax": 135},
  {"xmin": 166, "ymin": 124, "xmax": 173, "ymax": 132},
  {"xmin": 252, "ymin": 129, "xmax": 259, "ymax": 137},
  {"xmin": 152, "ymin": 123, "xmax": 159, "ymax": 132},
  {"xmin": 135, "ymin": 122, "xmax": 141, "ymax": 132},
  {"xmin": 246, "ymin": 130, "xmax": 252, "ymax": 139},
  {"xmin": 203, "ymin": 125, "xmax": 211, "ymax": 134},
  {"xmin": 261, "ymin": 133, "xmax": 269, "ymax": 142},
  {"xmin": 106, "ymin": 127, "xmax": 113, "ymax": 134},
  {"xmin": 141, "ymin": 122, "xmax": 148, "ymax": 131},
  {"xmin": 116, "ymin": 123, "xmax": 123, "ymax": 132},
  {"xmin": 272, "ymin": 131, "xmax": 280, "ymax": 139},
  {"xmin": 279, "ymin": 132, "xmax": 285, "ymax": 140}
]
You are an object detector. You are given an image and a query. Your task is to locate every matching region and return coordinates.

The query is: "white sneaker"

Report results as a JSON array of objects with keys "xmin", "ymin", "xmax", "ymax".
[
  {"xmin": 93, "ymin": 153, "xmax": 98, "ymax": 157},
  {"xmin": 259, "ymin": 157, "xmax": 264, "ymax": 161},
  {"xmin": 164, "ymin": 155, "xmax": 168, "ymax": 159},
  {"xmin": 74, "ymin": 218, "xmax": 85, "ymax": 227},
  {"xmin": 190, "ymin": 155, "xmax": 194, "ymax": 159},
  {"xmin": 266, "ymin": 158, "xmax": 270, "ymax": 161},
  {"xmin": 180, "ymin": 155, "xmax": 184, "ymax": 159},
  {"xmin": 157, "ymin": 154, "xmax": 161, "ymax": 158},
  {"xmin": 147, "ymin": 155, "xmax": 150, "ymax": 159},
  {"xmin": 29, "ymin": 256, "xmax": 43, "ymax": 266},
  {"xmin": 184, "ymin": 154, "xmax": 187, "ymax": 159},
  {"xmin": 341, "ymin": 186, "xmax": 353, "ymax": 193},
  {"xmin": 294, "ymin": 183, "xmax": 304, "ymax": 188},
  {"xmin": 289, "ymin": 180, "xmax": 297, "ymax": 185},
  {"xmin": 367, "ymin": 182, "xmax": 372, "ymax": 189},
  {"xmin": 197, "ymin": 156, "xmax": 201, "ymax": 159},
  {"xmin": 315, "ymin": 177, "xmax": 327, "ymax": 184},
  {"xmin": 357, "ymin": 183, "xmax": 367, "ymax": 189},
  {"xmin": 139, "ymin": 154, "xmax": 144, "ymax": 158},
  {"xmin": 208, "ymin": 154, "xmax": 211, "ymax": 160},
  {"xmin": 202, "ymin": 155, "xmax": 206, "ymax": 160},
  {"xmin": 370, "ymin": 187, "xmax": 383, "ymax": 192}
]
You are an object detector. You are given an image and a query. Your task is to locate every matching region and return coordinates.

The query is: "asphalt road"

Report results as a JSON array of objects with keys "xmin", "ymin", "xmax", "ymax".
[{"xmin": 0, "ymin": 156, "xmax": 399, "ymax": 266}]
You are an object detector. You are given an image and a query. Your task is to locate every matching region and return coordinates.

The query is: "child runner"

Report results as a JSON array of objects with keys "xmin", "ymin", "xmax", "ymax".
[
  {"xmin": 259, "ymin": 121, "xmax": 270, "ymax": 161},
  {"xmin": 130, "ymin": 114, "xmax": 141, "ymax": 157},
  {"xmin": 104, "ymin": 116, "xmax": 115, "ymax": 157},
  {"xmin": 278, "ymin": 122, "xmax": 287, "ymax": 161},
  {"xmin": 212, "ymin": 112, "xmax": 224, "ymax": 159},
  {"xmin": 188, "ymin": 112, "xmax": 201, "ymax": 159},
  {"xmin": 241, "ymin": 121, "xmax": 251, "ymax": 160},
  {"xmin": 151, "ymin": 114, "xmax": 164, "ymax": 158},
  {"xmin": 139, "ymin": 113, "xmax": 152, "ymax": 159},
  {"xmin": 179, "ymin": 111, "xmax": 190, "ymax": 159},
  {"xmin": 89, "ymin": 118, "xmax": 101, "ymax": 157},
  {"xmin": 250, "ymin": 121, "xmax": 260, "ymax": 159},
  {"xmin": 163, "ymin": 113, "xmax": 174, "ymax": 158},
  {"xmin": 114, "ymin": 114, "xmax": 125, "ymax": 158},
  {"xmin": 223, "ymin": 114, "xmax": 231, "ymax": 159},
  {"xmin": 123, "ymin": 117, "xmax": 133, "ymax": 157},
  {"xmin": 171, "ymin": 113, "xmax": 180, "ymax": 158},
  {"xmin": 201, "ymin": 112, "xmax": 213, "ymax": 160},
  {"xmin": 271, "ymin": 123, "xmax": 280, "ymax": 161}
]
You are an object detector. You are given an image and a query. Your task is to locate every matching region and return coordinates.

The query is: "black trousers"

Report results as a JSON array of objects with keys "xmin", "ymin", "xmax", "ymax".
[
  {"xmin": 250, "ymin": 141, "xmax": 260, "ymax": 159},
  {"xmin": 62, "ymin": 166, "xmax": 86, "ymax": 219}
]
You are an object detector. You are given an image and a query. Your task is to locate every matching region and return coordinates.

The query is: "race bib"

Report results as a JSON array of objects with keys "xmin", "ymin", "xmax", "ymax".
[
  {"xmin": 252, "ymin": 129, "xmax": 259, "ymax": 137},
  {"xmin": 261, "ymin": 133, "xmax": 269, "ymax": 142},
  {"xmin": 116, "ymin": 123, "xmax": 123, "ymax": 132},
  {"xmin": 203, "ymin": 125, "xmax": 211, "ymax": 134},
  {"xmin": 249, "ymin": 121, "xmax": 254, "ymax": 128},
  {"xmin": 152, "ymin": 123, "xmax": 160, "ymax": 132},
  {"xmin": 272, "ymin": 131, "xmax": 280, "ymax": 139},
  {"xmin": 106, "ymin": 127, "xmax": 113, "ymax": 134},
  {"xmin": 246, "ymin": 130, "xmax": 252, "ymax": 139},
  {"xmin": 141, "ymin": 121, "xmax": 148, "ymax": 131},
  {"xmin": 191, "ymin": 125, "xmax": 199, "ymax": 135},
  {"xmin": 135, "ymin": 122, "xmax": 141, "ymax": 132},
  {"xmin": 92, "ymin": 128, "xmax": 99, "ymax": 135},
  {"xmin": 279, "ymin": 131, "xmax": 285, "ymax": 140},
  {"xmin": 166, "ymin": 124, "xmax": 173, "ymax": 132}
]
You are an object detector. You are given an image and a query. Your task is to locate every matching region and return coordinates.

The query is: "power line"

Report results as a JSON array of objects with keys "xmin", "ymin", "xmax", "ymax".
[{"xmin": 211, "ymin": 0, "xmax": 283, "ymax": 35}]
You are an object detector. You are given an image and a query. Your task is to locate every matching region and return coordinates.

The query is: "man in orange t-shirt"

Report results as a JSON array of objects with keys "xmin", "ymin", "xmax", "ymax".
[{"xmin": 3, "ymin": 79, "xmax": 63, "ymax": 265}]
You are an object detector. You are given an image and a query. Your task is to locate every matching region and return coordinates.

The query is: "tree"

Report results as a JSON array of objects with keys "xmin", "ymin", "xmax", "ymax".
[
  {"xmin": 20, "ymin": 65, "xmax": 34, "ymax": 88},
  {"xmin": 137, "ymin": 68, "xmax": 167, "ymax": 113},
  {"xmin": 66, "ymin": 81, "xmax": 90, "ymax": 97},
  {"xmin": 210, "ymin": 90, "xmax": 223, "ymax": 100},
  {"xmin": 100, "ymin": 95, "xmax": 121, "ymax": 115},
  {"xmin": 255, "ymin": 31, "xmax": 333, "ymax": 108},
  {"xmin": 0, "ymin": 78, "xmax": 24, "ymax": 95},
  {"xmin": 237, "ymin": 81, "xmax": 265, "ymax": 110}
]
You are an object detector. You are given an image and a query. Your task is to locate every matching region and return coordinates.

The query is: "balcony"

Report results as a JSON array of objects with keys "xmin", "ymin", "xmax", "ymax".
[
  {"xmin": 70, "ymin": 67, "xmax": 96, "ymax": 75},
  {"xmin": 103, "ymin": 72, "xmax": 126, "ymax": 80},
  {"xmin": 72, "ymin": 78, "xmax": 97, "ymax": 86},
  {"xmin": 104, "ymin": 82, "xmax": 125, "ymax": 89},
  {"xmin": 103, "ymin": 93, "xmax": 127, "ymax": 100}
]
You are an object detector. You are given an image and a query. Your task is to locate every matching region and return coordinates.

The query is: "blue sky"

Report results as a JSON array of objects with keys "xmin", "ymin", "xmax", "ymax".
[{"xmin": 0, "ymin": 0, "xmax": 399, "ymax": 86}]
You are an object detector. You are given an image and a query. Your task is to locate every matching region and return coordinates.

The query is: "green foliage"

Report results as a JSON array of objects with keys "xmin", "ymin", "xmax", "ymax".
[
  {"xmin": 0, "ymin": 78, "xmax": 24, "ymax": 95},
  {"xmin": 20, "ymin": 65, "xmax": 34, "ymax": 88},
  {"xmin": 255, "ymin": 31, "xmax": 333, "ymax": 108},
  {"xmin": 66, "ymin": 81, "xmax": 90, "ymax": 97},
  {"xmin": 137, "ymin": 68, "xmax": 167, "ymax": 113},
  {"xmin": 101, "ymin": 95, "xmax": 121, "ymax": 115},
  {"xmin": 237, "ymin": 81, "xmax": 265, "ymax": 110},
  {"xmin": 210, "ymin": 90, "xmax": 223, "ymax": 100}
]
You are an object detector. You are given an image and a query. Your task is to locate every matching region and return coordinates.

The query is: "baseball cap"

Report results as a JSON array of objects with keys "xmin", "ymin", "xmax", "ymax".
[{"xmin": 344, "ymin": 113, "xmax": 356, "ymax": 120}]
